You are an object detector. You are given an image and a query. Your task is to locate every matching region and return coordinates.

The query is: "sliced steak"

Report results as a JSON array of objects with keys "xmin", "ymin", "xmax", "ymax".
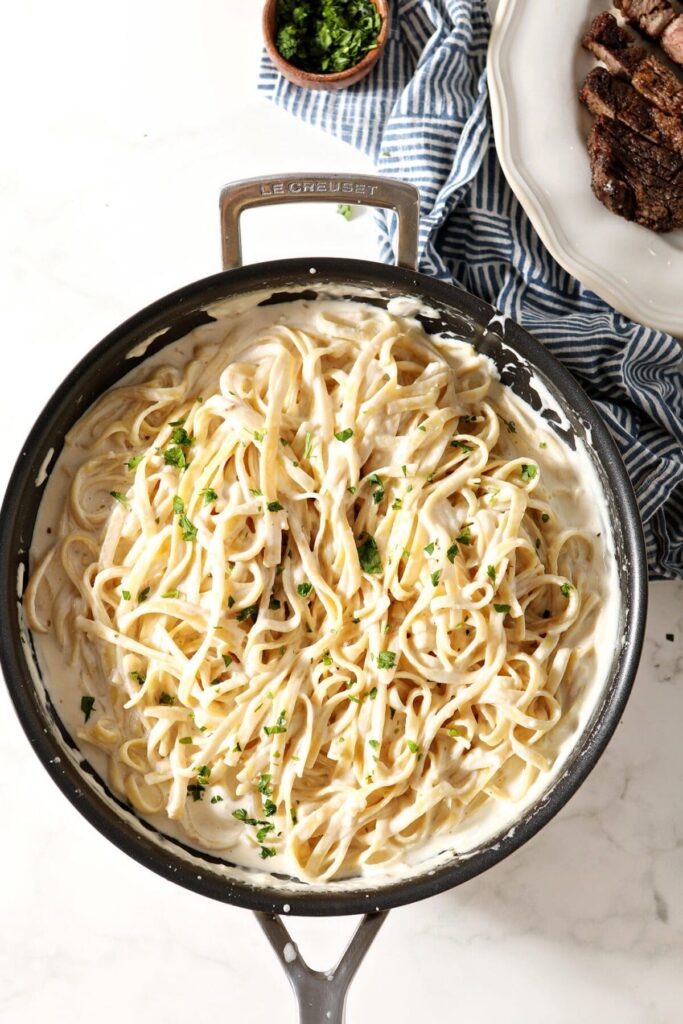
[
  {"xmin": 614, "ymin": 0, "xmax": 675, "ymax": 39},
  {"xmin": 587, "ymin": 115, "xmax": 683, "ymax": 231},
  {"xmin": 583, "ymin": 12, "xmax": 683, "ymax": 117},
  {"xmin": 662, "ymin": 14, "xmax": 683, "ymax": 65},
  {"xmin": 580, "ymin": 67, "xmax": 683, "ymax": 155}
]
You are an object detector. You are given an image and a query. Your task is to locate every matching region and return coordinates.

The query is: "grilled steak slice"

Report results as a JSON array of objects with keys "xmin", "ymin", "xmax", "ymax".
[
  {"xmin": 583, "ymin": 12, "xmax": 683, "ymax": 117},
  {"xmin": 614, "ymin": 0, "xmax": 675, "ymax": 39},
  {"xmin": 580, "ymin": 67, "xmax": 683, "ymax": 155},
  {"xmin": 662, "ymin": 15, "xmax": 683, "ymax": 64},
  {"xmin": 587, "ymin": 115, "xmax": 683, "ymax": 231}
]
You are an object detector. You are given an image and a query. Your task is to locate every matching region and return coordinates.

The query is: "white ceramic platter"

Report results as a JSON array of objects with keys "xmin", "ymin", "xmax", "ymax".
[{"xmin": 488, "ymin": 0, "xmax": 683, "ymax": 337}]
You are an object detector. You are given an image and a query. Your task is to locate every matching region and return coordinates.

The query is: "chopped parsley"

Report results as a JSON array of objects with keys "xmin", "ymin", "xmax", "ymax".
[
  {"xmin": 201, "ymin": 488, "xmax": 218, "ymax": 504},
  {"xmin": 560, "ymin": 582, "xmax": 572, "ymax": 598},
  {"xmin": 110, "ymin": 490, "xmax": 128, "ymax": 506},
  {"xmin": 337, "ymin": 204, "xmax": 353, "ymax": 220},
  {"xmin": 275, "ymin": 0, "xmax": 382, "ymax": 74},
  {"xmin": 493, "ymin": 603, "xmax": 511, "ymax": 614},
  {"xmin": 80, "ymin": 695, "xmax": 95, "ymax": 722},
  {"xmin": 446, "ymin": 542, "xmax": 458, "ymax": 563},
  {"xmin": 172, "ymin": 495, "xmax": 184, "ymax": 515},
  {"xmin": 334, "ymin": 428, "xmax": 354, "ymax": 442},
  {"xmin": 297, "ymin": 581, "xmax": 313, "ymax": 597},
  {"xmin": 264, "ymin": 711, "xmax": 287, "ymax": 736},
  {"xmin": 356, "ymin": 533, "xmax": 383, "ymax": 574},
  {"xmin": 377, "ymin": 650, "xmax": 396, "ymax": 670},
  {"xmin": 178, "ymin": 514, "xmax": 197, "ymax": 542},
  {"xmin": 237, "ymin": 604, "xmax": 259, "ymax": 623},
  {"xmin": 127, "ymin": 454, "xmax": 144, "ymax": 470},
  {"xmin": 267, "ymin": 500, "xmax": 284, "ymax": 512},
  {"xmin": 521, "ymin": 463, "xmax": 537, "ymax": 482},
  {"xmin": 303, "ymin": 431, "xmax": 313, "ymax": 460}
]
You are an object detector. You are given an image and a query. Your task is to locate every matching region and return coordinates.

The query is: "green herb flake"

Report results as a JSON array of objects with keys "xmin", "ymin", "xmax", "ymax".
[
  {"xmin": 521, "ymin": 463, "xmax": 537, "ymax": 482},
  {"xmin": 264, "ymin": 711, "xmax": 287, "ymax": 736},
  {"xmin": 178, "ymin": 514, "xmax": 197, "ymax": 542},
  {"xmin": 377, "ymin": 650, "xmax": 396, "ymax": 670},
  {"xmin": 335, "ymin": 428, "xmax": 354, "ymax": 442},
  {"xmin": 267, "ymin": 500, "xmax": 284, "ymax": 512},
  {"xmin": 493, "ymin": 603, "xmax": 511, "ymax": 614},
  {"xmin": 356, "ymin": 533, "xmax": 383, "ymax": 574},
  {"xmin": 110, "ymin": 490, "xmax": 128, "ymax": 506},
  {"xmin": 80, "ymin": 695, "xmax": 95, "ymax": 722},
  {"xmin": 237, "ymin": 603, "xmax": 259, "ymax": 623}
]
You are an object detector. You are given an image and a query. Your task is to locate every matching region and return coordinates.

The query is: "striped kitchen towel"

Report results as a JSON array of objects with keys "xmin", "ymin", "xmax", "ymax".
[{"xmin": 258, "ymin": 0, "xmax": 683, "ymax": 579}]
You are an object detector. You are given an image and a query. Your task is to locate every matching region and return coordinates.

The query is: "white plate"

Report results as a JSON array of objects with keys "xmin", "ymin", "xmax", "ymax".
[{"xmin": 488, "ymin": 0, "xmax": 683, "ymax": 337}]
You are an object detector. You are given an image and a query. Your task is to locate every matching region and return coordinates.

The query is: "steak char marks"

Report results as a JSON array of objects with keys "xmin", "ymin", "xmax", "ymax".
[
  {"xmin": 583, "ymin": 12, "xmax": 683, "ymax": 117},
  {"xmin": 588, "ymin": 115, "xmax": 683, "ymax": 231}
]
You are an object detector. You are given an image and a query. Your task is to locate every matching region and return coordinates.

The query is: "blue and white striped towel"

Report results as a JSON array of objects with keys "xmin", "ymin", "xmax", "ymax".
[{"xmin": 259, "ymin": 0, "xmax": 683, "ymax": 579}]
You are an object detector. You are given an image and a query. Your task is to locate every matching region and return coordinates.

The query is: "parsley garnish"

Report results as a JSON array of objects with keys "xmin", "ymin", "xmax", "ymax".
[
  {"xmin": 377, "ymin": 650, "xmax": 396, "ymax": 670},
  {"xmin": 357, "ymin": 533, "xmax": 383, "ymax": 574},
  {"xmin": 335, "ymin": 428, "xmax": 354, "ymax": 442},
  {"xmin": 178, "ymin": 514, "xmax": 197, "ymax": 542},
  {"xmin": 80, "ymin": 695, "xmax": 95, "ymax": 722},
  {"xmin": 237, "ymin": 604, "xmax": 259, "ymax": 623},
  {"xmin": 521, "ymin": 463, "xmax": 537, "ymax": 482},
  {"xmin": 110, "ymin": 490, "xmax": 128, "ymax": 506},
  {"xmin": 264, "ymin": 711, "xmax": 287, "ymax": 736},
  {"xmin": 297, "ymin": 581, "xmax": 313, "ymax": 597}
]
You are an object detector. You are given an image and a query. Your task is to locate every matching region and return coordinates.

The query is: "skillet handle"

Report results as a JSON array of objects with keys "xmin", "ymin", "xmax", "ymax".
[
  {"xmin": 219, "ymin": 173, "xmax": 419, "ymax": 271},
  {"xmin": 255, "ymin": 910, "xmax": 388, "ymax": 1023}
]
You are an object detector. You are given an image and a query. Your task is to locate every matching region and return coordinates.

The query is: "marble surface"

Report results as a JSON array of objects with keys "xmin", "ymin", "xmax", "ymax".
[{"xmin": 1, "ymin": 2, "xmax": 681, "ymax": 1021}]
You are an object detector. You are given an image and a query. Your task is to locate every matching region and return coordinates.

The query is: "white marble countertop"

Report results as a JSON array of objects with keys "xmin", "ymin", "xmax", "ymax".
[{"xmin": 1, "ymin": 2, "xmax": 681, "ymax": 1021}]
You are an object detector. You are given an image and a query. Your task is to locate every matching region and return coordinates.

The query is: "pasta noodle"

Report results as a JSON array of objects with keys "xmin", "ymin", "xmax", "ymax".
[{"xmin": 25, "ymin": 297, "xmax": 612, "ymax": 881}]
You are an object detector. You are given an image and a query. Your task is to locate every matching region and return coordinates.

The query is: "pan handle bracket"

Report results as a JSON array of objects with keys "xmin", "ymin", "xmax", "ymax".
[
  {"xmin": 219, "ymin": 173, "xmax": 419, "ymax": 271},
  {"xmin": 255, "ymin": 910, "xmax": 387, "ymax": 1023}
]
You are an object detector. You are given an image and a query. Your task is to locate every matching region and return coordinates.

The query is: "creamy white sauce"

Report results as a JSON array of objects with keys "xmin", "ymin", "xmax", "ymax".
[{"xmin": 26, "ymin": 286, "xmax": 623, "ymax": 892}]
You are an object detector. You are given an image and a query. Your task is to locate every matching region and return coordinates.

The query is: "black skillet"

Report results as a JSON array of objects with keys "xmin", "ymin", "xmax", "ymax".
[{"xmin": 0, "ymin": 175, "xmax": 647, "ymax": 1021}]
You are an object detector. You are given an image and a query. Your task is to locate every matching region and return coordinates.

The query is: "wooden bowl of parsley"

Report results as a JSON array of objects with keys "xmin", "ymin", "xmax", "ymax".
[{"xmin": 263, "ymin": 0, "xmax": 388, "ymax": 91}]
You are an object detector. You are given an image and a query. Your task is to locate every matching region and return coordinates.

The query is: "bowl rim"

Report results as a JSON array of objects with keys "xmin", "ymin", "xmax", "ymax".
[
  {"xmin": 0, "ymin": 258, "xmax": 648, "ymax": 916},
  {"xmin": 262, "ymin": 0, "xmax": 389, "ymax": 84}
]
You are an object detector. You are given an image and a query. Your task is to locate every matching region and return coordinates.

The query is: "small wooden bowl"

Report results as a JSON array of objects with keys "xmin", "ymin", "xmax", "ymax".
[{"xmin": 262, "ymin": 0, "xmax": 389, "ymax": 91}]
